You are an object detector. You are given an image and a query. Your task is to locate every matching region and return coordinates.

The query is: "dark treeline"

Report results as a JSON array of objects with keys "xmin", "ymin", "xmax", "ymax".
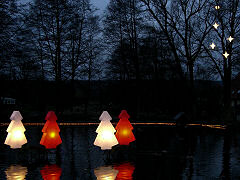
[
  {"xmin": 1, "ymin": 0, "xmax": 240, "ymax": 123},
  {"xmin": 0, "ymin": 80, "xmax": 222, "ymax": 123}
]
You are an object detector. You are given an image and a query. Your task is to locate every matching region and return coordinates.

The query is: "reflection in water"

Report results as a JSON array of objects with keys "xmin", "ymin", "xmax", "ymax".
[
  {"xmin": 94, "ymin": 166, "xmax": 119, "ymax": 180},
  {"xmin": 0, "ymin": 126, "xmax": 239, "ymax": 179},
  {"xmin": 114, "ymin": 162, "xmax": 135, "ymax": 180},
  {"xmin": 40, "ymin": 164, "xmax": 62, "ymax": 180},
  {"xmin": 5, "ymin": 165, "xmax": 28, "ymax": 180}
]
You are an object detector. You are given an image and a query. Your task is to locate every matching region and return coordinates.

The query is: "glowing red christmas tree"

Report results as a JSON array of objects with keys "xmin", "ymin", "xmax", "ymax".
[
  {"xmin": 115, "ymin": 110, "xmax": 135, "ymax": 145},
  {"xmin": 40, "ymin": 111, "xmax": 62, "ymax": 149}
]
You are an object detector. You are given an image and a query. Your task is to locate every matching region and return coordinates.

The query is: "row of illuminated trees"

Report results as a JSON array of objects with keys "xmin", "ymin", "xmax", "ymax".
[{"xmin": 5, "ymin": 110, "xmax": 135, "ymax": 150}]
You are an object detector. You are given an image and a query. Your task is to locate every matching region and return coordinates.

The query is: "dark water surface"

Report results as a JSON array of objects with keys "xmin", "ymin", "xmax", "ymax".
[{"xmin": 0, "ymin": 125, "xmax": 239, "ymax": 179}]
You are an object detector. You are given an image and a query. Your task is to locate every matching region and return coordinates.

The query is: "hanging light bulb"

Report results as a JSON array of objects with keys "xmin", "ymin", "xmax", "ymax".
[
  {"xmin": 4, "ymin": 111, "xmax": 27, "ymax": 149},
  {"xmin": 215, "ymin": 5, "xmax": 220, "ymax": 10}
]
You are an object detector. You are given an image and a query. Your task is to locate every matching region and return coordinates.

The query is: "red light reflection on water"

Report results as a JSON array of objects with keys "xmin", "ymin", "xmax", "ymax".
[
  {"xmin": 114, "ymin": 162, "xmax": 135, "ymax": 180},
  {"xmin": 40, "ymin": 164, "xmax": 62, "ymax": 180}
]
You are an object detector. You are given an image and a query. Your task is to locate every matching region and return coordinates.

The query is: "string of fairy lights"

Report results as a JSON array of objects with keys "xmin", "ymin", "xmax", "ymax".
[{"xmin": 210, "ymin": 5, "xmax": 234, "ymax": 59}]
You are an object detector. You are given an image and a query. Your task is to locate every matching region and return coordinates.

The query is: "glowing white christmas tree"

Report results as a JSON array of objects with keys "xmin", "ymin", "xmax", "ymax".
[
  {"xmin": 94, "ymin": 111, "xmax": 118, "ymax": 150},
  {"xmin": 4, "ymin": 111, "xmax": 27, "ymax": 149}
]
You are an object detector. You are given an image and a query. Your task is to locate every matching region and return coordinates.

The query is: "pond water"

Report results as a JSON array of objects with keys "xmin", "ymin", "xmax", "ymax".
[{"xmin": 0, "ymin": 125, "xmax": 239, "ymax": 179}]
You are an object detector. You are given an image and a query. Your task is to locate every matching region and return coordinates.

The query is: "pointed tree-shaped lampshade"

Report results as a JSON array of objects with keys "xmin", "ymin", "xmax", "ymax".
[
  {"xmin": 114, "ymin": 162, "xmax": 135, "ymax": 180},
  {"xmin": 40, "ymin": 111, "xmax": 62, "ymax": 149},
  {"xmin": 40, "ymin": 164, "xmax": 62, "ymax": 180},
  {"xmin": 115, "ymin": 110, "xmax": 135, "ymax": 145},
  {"xmin": 5, "ymin": 165, "xmax": 28, "ymax": 180},
  {"xmin": 4, "ymin": 111, "xmax": 27, "ymax": 149},
  {"xmin": 94, "ymin": 166, "xmax": 119, "ymax": 180},
  {"xmin": 94, "ymin": 111, "xmax": 118, "ymax": 150}
]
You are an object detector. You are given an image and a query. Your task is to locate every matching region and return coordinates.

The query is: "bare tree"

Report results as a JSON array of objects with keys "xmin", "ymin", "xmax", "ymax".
[
  {"xmin": 141, "ymin": 0, "xmax": 213, "ymax": 120},
  {"xmin": 104, "ymin": 0, "xmax": 144, "ymax": 80},
  {"xmin": 204, "ymin": 0, "xmax": 240, "ymax": 122},
  {"xmin": 141, "ymin": 0, "xmax": 212, "ymax": 86},
  {"xmin": 63, "ymin": 0, "xmax": 92, "ymax": 81},
  {"xmin": 0, "ymin": 0, "xmax": 23, "ymax": 79}
]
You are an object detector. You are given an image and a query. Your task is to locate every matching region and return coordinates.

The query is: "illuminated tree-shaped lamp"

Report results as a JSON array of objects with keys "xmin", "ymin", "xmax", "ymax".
[
  {"xmin": 40, "ymin": 164, "xmax": 62, "ymax": 180},
  {"xmin": 94, "ymin": 111, "xmax": 118, "ymax": 150},
  {"xmin": 4, "ymin": 111, "xmax": 27, "ymax": 149},
  {"xmin": 40, "ymin": 111, "xmax": 62, "ymax": 149},
  {"xmin": 115, "ymin": 110, "xmax": 135, "ymax": 145}
]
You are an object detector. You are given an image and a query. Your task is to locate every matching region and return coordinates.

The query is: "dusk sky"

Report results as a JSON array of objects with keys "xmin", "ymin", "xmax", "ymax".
[
  {"xmin": 91, "ymin": 0, "xmax": 109, "ymax": 12},
  {"xmin": 20, "ymin": 0, "xmax": 109, "ymax": 12}
]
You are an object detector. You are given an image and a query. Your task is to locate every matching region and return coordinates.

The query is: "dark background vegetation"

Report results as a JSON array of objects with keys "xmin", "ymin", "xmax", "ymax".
[{"xmin": 1, "ymin": 0, "xmax": 240, "ymax": 123}]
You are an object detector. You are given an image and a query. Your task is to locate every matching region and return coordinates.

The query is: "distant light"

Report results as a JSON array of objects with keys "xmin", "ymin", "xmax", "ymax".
[
  {"xmin": 213, "ymin": 22, "xmax": 219, "ymax": 29},
  {"xmin": 210, "ymin": 43, "xmax": 216, "ymax": 49},
  {"xmin": 215, "ymin": 5, "xmax": 220, "ymax": 10},
  {"xmin": 227, "ymin": 36, "xmax": 234, "ymax": 42},
  {"xmin": 223, "ymin": 51, "xmax": 229, "ymax": 58}
]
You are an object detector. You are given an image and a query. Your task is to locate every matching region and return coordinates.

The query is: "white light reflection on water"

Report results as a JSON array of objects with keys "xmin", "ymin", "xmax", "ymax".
[
  {"xmin": 94, "ymin": 162, "xmax": 135, "ymax": 180},
  {"xmin": 5, "ymin": 165, "xmax": 27, "ymax": 180},
  {"xmin": 94, "ymin": 166, "xmax": 119, "ymax": 180}
]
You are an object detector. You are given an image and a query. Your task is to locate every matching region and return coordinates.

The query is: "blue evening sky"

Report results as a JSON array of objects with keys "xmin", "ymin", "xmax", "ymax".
[
  {"xmin": 20, "ymin": 0, "xmax": 109, "ymax": 12},
  {"xmin": 91, "ymin": 0, "xmax": 109, "ymax": 12}
]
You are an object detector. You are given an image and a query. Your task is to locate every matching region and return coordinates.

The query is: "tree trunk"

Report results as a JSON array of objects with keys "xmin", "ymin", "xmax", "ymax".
[
  {"xmin": 188, "ymin": 61, "xmax": 196, "ymax": 122},
  {"xmin": 55, "ymin": 0, "xmax": 62, "ymax": 114},
  {"xmin": 223, "ymin": 71, "xmax": 232, "ymax": 124}
]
